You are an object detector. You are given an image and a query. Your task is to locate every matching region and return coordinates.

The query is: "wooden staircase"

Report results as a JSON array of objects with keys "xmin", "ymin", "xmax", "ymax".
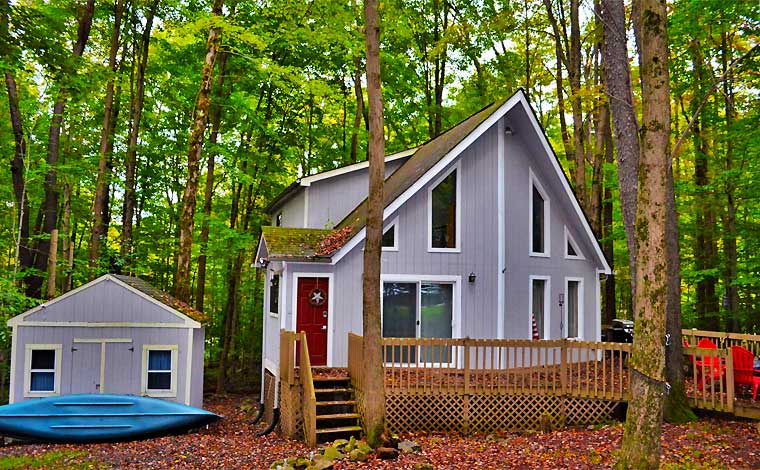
[{"xmin": 312, "ymin": 373, "xmax": 362, "ymax": 443}]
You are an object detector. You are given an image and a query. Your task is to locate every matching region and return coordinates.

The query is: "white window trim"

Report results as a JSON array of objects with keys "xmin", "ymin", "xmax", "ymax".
[
  {"xmin": 529, "ymin": 168, "xmax": 551, "ymax": 258},
  {"xmin": 380, "ymin": 274, "xmax": 462, "ymax": 367},
  {"xmin": 382, "ymin": 216, "xmax": 399, "ymax": 252},
  {"xmin": 268, "ymin": 269, "xmax": 282, "ymax": 319},
  {"xmin": 141, "ymin": 345, "xmax": 178, "ymax": 398},
  {"xmin": 528, "ymin": 276, "xmax": 551, "ymax": 340},
  {"xmin": 564, "ymin": 226, "xmax": 585, "ymax": 260},
  {"xmin": 427, "ymin": 163, "xmax": 462, "ymax": 253},
  {"xmin": 564, "ymin": 277, "xmax": 584, "ymax": 340},
  {"xmin": 291, "ymin": 272, "xmax": 334, "ymax": 367},
  {"xmin": 24, "ymin": 344, "xmax": 62, "ymax": 398}
]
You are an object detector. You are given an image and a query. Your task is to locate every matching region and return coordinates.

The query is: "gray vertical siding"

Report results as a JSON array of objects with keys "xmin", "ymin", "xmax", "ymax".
[
  {"xmin": 276, "ymin": 191, "xmax": 306, "ymax": 228},
  {"xmin": 267, "ymin": 106, "xmax": 606, "ymax": 369},
  {"xmin": 11, "ymin": 325, "xmax": 199, "ymax": 406},
  {"xmin": 305, "ymin": 158, "xmax": 408, "ymax": 229},
  {"xmin": 190, "ymin": 328, "xmax": 205, "ymax": 407},
  {"xmin": 23, "ymin": 278, "xmax": 185, "ymax": 324}
]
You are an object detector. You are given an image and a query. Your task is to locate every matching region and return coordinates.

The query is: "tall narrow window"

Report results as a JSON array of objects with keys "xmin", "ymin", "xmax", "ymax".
[
  {"xmin": 275, "ymin": 213, "xmax": 282, "ymax": 227},
  {"xmin": 532, "ymin": 279, "xmax": 546, "ymax": 339},
  {"xmin": 269, "ymin": 273, "xmax": 280, "ymax": 316},
  {"xmin": 29, "ymin": 349, "xmax": 56, "ymax": 392},
  {"xmin": 147, "ymin": 350, "xmax": 172, "ymax": 390},
  {"xmin": 567, "ymin": 280, "xmax": 580, "ymax": 338},
  {"xmin": 430, "ymin": 169, "xmax": 457, "ymax": 249},
  {"xmin": 532, "ymin": 186, "xmax": 545, "ymax": 253}
]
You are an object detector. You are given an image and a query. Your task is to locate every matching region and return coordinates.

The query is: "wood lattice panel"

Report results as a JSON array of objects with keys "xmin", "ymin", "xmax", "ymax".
[
  {"xmin": 564, "ymin": 398, "xmax": 620, "ymax": 425},
  {"xmin": 278, "ymin": 382, "xmax": 304, "ymax": 440},
  {"xmin": 386, "ymin": 394, "xmax": 465, "ymax": 433},
  {"xmin": 467, "ymin": 394, "xmax": 565, "ymax": 432}
]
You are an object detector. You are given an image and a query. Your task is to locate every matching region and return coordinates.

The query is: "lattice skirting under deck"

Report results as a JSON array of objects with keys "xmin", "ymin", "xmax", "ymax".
[{"xmin": 385, "ymin": 393, "xmax": 622, "ymax": 434}]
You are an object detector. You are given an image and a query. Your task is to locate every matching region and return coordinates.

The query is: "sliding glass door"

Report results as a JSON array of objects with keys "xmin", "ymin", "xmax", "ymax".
[{"xmin": 382, "ymin": 279, "xmax": 455, "ymax": 364}]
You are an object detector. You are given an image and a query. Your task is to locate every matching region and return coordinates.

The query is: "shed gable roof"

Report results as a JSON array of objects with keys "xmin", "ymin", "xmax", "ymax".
[{"xmin": 7, "ymin": 274, "xmax": 204, "ymax": 327}]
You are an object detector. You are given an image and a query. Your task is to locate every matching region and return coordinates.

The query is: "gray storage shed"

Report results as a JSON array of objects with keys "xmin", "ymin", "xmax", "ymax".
[{"xmin": 6, "ymin": 274, "xmax": 206, "ymax": 408}]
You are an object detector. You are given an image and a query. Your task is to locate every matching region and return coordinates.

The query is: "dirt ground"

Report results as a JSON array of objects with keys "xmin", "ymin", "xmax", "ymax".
[{"xmin": 1, "ymin": 394, "xmax": 759, "ymax": 469}]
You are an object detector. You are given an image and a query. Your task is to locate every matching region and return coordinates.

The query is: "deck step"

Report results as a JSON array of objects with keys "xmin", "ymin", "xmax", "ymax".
[
  {"xmin": 315, "ymin": 388, "xmax": 350, "ymax": 394},
  {"xmin": 313, "ymin": 376, "xmax": 350, "ymax": 383},
  {"xmin": 316, "ymin": 400, "xmax": 356, "ymax": 406},
  {"xmin": 316, "ymin": 413, "xmax": 359, "ymax": 420},
  {"xmin": 315, "ymin": 425, "xmax": 362, "ymax": 435}
]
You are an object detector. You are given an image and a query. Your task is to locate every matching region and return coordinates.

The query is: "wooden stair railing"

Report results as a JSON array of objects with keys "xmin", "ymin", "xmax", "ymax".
[{"xmin": 298, "ymin": 331, "xmax": 318, "ymax": 447}]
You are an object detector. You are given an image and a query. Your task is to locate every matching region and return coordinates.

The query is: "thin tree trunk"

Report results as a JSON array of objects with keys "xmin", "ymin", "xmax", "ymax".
[
  {"xmin": 362, "ymin": 0, "xmax": 386, "ymax": 448},
  {"xmin": 89, "ymin": 0, "xmax": 125, "ymax": 276},
  {"xmin": 175, "ymin": 0, "xmax": 225, "ymax": 302},
  {"xmin": 568, "ymin": 0, "xmax": 586, "ymax": 211},
  {"xmin": 61, "ymin": 183, "xmax": 74, "ymax": 293},
  {"xmin": 27, "ymin": 0, "xmax": 95, "ymax": 298},
  {"xmin": 616, "ymin": 0, "xmax": 670, "ymax": 466},
  {"xmin": 196, "ymin": 47, "xmax": 230, "ymax": 313},
  {"xmin": 602, "ymin": 110, "xmax": 615, "ymax": 326},
  {"xmin": 122, "ymin": 0, "xmax": 158, "ymax": 266},
  {"xmin": 543, "ymin": 0, "xmax": 572, "ymax": 162},
  {"xmin": 350, "ymin": 55, "xmax": 364, "ymax": 163},
  {"xmin": 46, "ymin": 229, "xmax": 59, "ymax": 299},
  {"xmin": 601, "ymin": 0, "xmax": 638, "ymax": 296},
  {"xmin": 721, "ymin": 32, "xmax": 739, "ymax": 332}
]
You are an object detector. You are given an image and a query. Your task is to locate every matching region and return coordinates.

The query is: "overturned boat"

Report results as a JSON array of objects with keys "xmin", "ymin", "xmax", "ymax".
[{"xmin": 0, "ymin": 394, "xmax": 220, "ymax": 443}]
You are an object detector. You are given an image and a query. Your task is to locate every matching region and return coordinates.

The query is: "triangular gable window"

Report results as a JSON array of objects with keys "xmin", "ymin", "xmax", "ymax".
[{"xmin": 564, "ymin": 226, "xmax": 584, "ymax": 260}]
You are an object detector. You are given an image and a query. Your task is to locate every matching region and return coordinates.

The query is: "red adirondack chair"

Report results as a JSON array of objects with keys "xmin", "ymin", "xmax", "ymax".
[
  {"xmin": 696, "ymin": 338, "xmax": 724, "ymax": 391},
  {"xmin": 731, "ymin": 345, "xmax": 754, "ymax": 397}
]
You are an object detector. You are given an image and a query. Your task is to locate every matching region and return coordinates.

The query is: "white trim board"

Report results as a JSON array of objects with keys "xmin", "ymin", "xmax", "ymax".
[
  {"xmin": 329, "ymin": 91, "xmax": 611, "ymax": 274},
  {"xmin": 291, "ymin": 272, "xmax": 335, "ymax": 367},
  {"xmin": 7, "ymin": 274, "xmax": 202, "ymax": 328},
  {"xmin": 9, "ymin": 325, "xmax": 17, "ymax": 403},
  {"xmin": 497, "ymin": 119, "xmax": 506, "ymax": 340}
]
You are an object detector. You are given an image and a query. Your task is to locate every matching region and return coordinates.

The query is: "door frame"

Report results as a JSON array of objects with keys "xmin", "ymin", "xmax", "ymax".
[
  {"xmin": 291, "ymin": 272, "xmax": 334, "ymax": 367},
  {"xmin": 73, "ymin": 338, "xmax": 132, "ymax": 393}
]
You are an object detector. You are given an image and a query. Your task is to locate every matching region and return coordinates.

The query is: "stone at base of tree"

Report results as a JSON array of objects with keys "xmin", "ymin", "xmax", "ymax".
[
  {"xmin": 398, "ymin": 440, "xmax": 421, "ymax": 453},
  {"xmin": 381, "ymin": 431, "xmax": 400, "ymax": 449},
  {"xmin": 376, "ymin": 447, "xmax": 399, "ymax": 460}
]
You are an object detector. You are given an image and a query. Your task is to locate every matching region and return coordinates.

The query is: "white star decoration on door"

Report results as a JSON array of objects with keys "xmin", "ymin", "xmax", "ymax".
[{"xmin": 308, "ymin": 288, "xmax": 326, "ymax": 306}]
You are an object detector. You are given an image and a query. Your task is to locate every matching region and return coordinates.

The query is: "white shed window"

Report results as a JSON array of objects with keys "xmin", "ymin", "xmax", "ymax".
[
  {"xmin": 24, "ymin": 344, "xmax": 62, "ymax": 397},
  {"xmin": 142, "ymin": 345, "xmax": 178, "ymax": 397}
]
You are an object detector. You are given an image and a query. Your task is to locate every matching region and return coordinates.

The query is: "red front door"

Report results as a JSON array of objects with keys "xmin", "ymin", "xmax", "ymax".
[{"xmin": 296, "ymin": 277, "xmax": 329, "ymax": 366}]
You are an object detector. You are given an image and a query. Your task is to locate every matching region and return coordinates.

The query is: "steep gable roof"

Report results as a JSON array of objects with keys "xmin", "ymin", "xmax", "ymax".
[{"xmin": 328, "ymin": 89, "xmax": 610, "ymax": 273}]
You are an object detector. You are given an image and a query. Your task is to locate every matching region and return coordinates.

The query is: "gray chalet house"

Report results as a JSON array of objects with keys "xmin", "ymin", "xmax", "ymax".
[
  {"xmin": 7, "ymin": 274, "xmax": 206, "ymax": 407},
  {"xmin": 256, "ymin": 89, "xmax": 611, "ymax": 388}
]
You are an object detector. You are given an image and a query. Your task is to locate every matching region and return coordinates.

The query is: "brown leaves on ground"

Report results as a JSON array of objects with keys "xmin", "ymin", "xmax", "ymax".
[{"xmin": 1, "ymin": 395, "xmax": 759, "ymax": 469}]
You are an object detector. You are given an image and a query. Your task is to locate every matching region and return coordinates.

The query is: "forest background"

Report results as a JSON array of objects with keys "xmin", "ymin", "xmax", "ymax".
[{"xmin": 0, "ymin": 0, "xmax": 758, "ymax": 399}]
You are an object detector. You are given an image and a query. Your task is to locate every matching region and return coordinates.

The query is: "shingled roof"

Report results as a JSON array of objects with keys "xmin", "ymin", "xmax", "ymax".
[
  {"xmin": 336, "ymin": 97, "xmax": 508, "ymax": 237},
  {"xmin": 259, "ymin": 226, "xmax": 335, "ymax": 262},
  {"xmin": 113, "ymin": 274, "xmax": 208, "ymax": 323}
]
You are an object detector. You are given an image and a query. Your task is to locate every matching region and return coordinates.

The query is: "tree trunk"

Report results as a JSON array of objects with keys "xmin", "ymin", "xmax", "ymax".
[
  {"xmin": 88, "ymin": 0, "xmax": 125, "ymax": 276},
  {"xmin": 122, "ymin": 0, "xmax": 158, "ymax": 266},
  {"xmin": 602, "ymin": 110, "xmax": 615, "ymax": 326},
  {"xmin": 175, "ymin": 0, "xmax": 225, "ymax": 302},
  {"xmin": 46, "ymin": 229, "xmax": 59, "ymax": 299},
  {"xmin": 350, "ymin": 55, "xmax": 364, "ymax": 163},
  {"xmin": 27, "ymin": 0, "xmax": 95, "ymax": 299},
  {"xmin": 721, "ymin": 32, "xmax": 738, "ymax": 332},
  {"xmin": 196, "ymin": 46, "xmax": 230, "ymax": 313},
  {"xmin": 62, "ymin": 184, "xmax": 74, "ymax": 293},
  {"xmin": 601, "ymin": 0, "xmax": 638, "ymax": 289},
  {"xmin": 567, "ymin": 0, "xmax": 586, "ymax": 212},
  {"xmin": 616, "ymin": 0, "xmax": 670, "ymax": 467},
  {"xmin": 362, "ymin": 0, "xmax": 386, "ymax": 448}
]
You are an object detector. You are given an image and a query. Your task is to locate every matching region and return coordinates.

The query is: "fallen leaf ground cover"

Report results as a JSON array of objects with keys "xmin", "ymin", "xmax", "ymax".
[{"xmin": 1, "ymin": 395, "xmax": 758, "ymax": 469}]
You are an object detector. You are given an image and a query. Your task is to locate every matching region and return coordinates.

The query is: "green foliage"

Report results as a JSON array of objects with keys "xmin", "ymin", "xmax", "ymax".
[{"xmin": 0, "ymin": 450, "xmax": 102, "ymax": 470}]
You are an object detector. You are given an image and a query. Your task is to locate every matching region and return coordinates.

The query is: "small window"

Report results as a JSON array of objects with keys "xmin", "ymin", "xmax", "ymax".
[
  {"xmin": 147, "ymin": 350, "xmax": 172, "ymax": 390},
  {"xmin": 429, "ymin": 167, "xmax": 459, "ymax": 251},
  {"xmin": 566, "ymin": 279, "xmax": 582, "ymax": 339},
  {"xmin": 275, "ymin": 213, "xmax": 282, "ymax": 227},
  {"xmin": 382, "ymin": 225, "xmax": 395, "ymax": 248},
  {"xmin": 564, "ymin": 226, "xmax": 584, "ymax": 259},
  {"xmin": 30, "ymin": 350, "xmax": 56, "ymax": 392},
  {"xmin": 531, "ymin": 278, "xmax": 548, "ymax": 339},
  {"xmin": 142, "ymin": 345, "xmax": 177, "ymax": 397},
  {"xmin": 269, "ymin": 273, "xmax": 280, "ymax": 316},
  {"xmin": 530, "ymin": 170, "xmax": 550, "ymax": 257}
]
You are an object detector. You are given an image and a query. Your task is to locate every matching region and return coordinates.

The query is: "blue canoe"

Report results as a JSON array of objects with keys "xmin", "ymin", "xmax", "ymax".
[{"xmin": 0, "ymin": 394, "xmax": 221, "ymax": 443}]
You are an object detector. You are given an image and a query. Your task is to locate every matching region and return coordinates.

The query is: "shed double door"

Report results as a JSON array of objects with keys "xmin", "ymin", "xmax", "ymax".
[{"xmin": 70, "ymin": 340, "xmax": 134, "ymax": 394}]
